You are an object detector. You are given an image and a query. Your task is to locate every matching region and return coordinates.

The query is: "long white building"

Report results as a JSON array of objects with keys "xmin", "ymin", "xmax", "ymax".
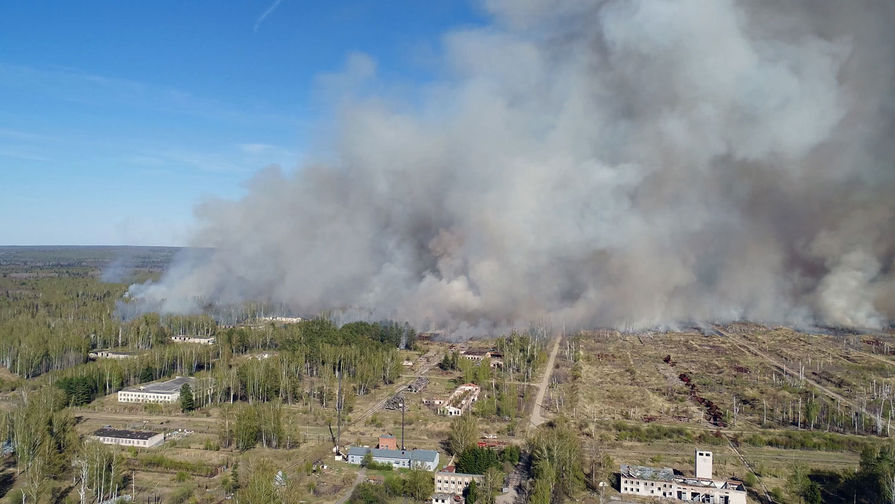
[
  {"xmin": 346, "ymin": 446, "xmax": 440, "ymax": 471},
  {"xmin": 170, "ymin": 335, "xmax": 215, "ymax": 345},
  {"xmin": 620, "ymin": 450, "xmax": 746, "ymax": 504},
  {"xmin": 92, "ymin": 428, "xmax": 164, "ymax": 448},
  {"xmin": 118, "ymin": 376, "xmax": 196, "ymax": 404}
]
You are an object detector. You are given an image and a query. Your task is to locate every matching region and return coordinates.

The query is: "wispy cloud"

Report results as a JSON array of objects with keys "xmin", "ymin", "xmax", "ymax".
[
  {"xmin": 254, "ymin": 0, "xmax": 284, "ymax": 32},
  {"xmin": 239, "ymin": 143, "xmax": 282, "ymax": 154},
  {"xmin": 0, "ymin": 147, "xmax": 50, "ymax": 162},
  {"xmin": 0, "ymin": 63, "xmax": 299, "ymax": 127}
]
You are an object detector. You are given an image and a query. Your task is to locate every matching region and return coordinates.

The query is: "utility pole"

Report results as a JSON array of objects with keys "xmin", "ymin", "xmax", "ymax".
[
  {"xmin": 336, "ymin": 359, "xmax": 343, "ymax": 452},
  {"xmin": 401, "ymin": 397, "xmax": 406, "ymax": 450}
]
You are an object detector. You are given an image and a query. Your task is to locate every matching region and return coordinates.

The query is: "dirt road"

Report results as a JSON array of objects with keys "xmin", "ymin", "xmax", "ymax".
[
  {"xmin": 530, "ymin": 334, "xmax": 562, "ymax": 428},
  {"xmin": 335, "ymin": 468, "xmax": 366, "ymax": 504}
]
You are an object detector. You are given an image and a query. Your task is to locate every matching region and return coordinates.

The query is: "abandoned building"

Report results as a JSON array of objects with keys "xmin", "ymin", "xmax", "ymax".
[
  {"xmin": 434, "ymin": 468, "xmax": 483, "ymax": 495},
  {"xmin": 619, "ymin": 450, "xmax": 746, "ymax": 504},
  {"xmin": 117, "ymin": 376, "xmax": 196, "ymax": 404},
  {"xmin": 92, "ymin": 428, "xmax": 164, "ymax": 448},
  {"xmin": 424, "ymin": 383, "xmax": 481, "ymax": 416},
  {"xmin": 170, "ymin": 335, "xmax": 215, "ymax": 345},
  {"xmin": 88, "ymin": 350, "xmax": 136, "ymax": 360},
  {"xmin": 460, "ymin": 349, "xmax": 503, "ymax": 368}
]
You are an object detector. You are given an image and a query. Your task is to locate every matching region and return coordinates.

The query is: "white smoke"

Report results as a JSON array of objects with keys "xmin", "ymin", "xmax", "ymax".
[{"xmin": 127, "ymin": 0, "xmax": 895, "ymax": 332}]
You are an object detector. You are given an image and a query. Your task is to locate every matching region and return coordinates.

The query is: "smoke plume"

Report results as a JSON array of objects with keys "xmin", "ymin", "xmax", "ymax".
[{"xmin": 128, "ymin": 0, "xmax": 895, "ymax": 332}]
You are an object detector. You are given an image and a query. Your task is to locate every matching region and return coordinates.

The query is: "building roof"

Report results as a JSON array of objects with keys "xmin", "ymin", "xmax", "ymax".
[
  {"xmin": 93, "ymin": 428, "xmax": 160, "ymax": 440},
  {"xmin": 347, "ymin": 446, "xmax": 369, "ymax": 457},
  {"xmin": 347, "ymin": 446, "xmax": 438, "ymax": 463},
  {"xmin": 410, "ymin": 450, "xmax": 439, "ymax": 463},
  {"xmin": 620, "ymin": 464, "xmax": 746, "ymax": 493},
  {"xmin": 123, "ymin": 376, "xmax": 195, "ymax": 394},
  {"xmin": 435, "ymin": 470, "xmax": 482, "ymax": 478},
  {"xmin": 620, "ymin": 464, "xmax": 675, "ymax": 482}
]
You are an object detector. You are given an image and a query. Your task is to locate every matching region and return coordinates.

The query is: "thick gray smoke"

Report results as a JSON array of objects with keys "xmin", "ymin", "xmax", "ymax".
[{"xmin": 128, "ymin": 0, "xmax": 895, "ymax": 332}]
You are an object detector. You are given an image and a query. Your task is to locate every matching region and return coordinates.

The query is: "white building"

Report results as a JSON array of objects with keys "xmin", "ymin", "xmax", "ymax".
[
  {"xmin": 346, "ymin": 446, "xmax": 440, "ymax": 471},
  {"xmin": 170, "ymin": 335, "xmax": 215, "ymax": 345},
  {"xmin": 258, "ymin": 316, "xmax": 303, "ymax": 324},
  {"xmin": 620, "ymin": 450, "xmax": 746, "ymax": 504},
  {"xmin": 89, "ymin": 350, "xmax": 136, "ymax": 360},
  {"xmin": 434, "ymin": 470, "xmax": 483, "ymax": 495},
  {"xmin": 118, "ymin": 376, "xmax": 196, "ymax": 404},
  {"xmin": 92, "ymin": 428, "xmax": 164, "ymax": 448}
]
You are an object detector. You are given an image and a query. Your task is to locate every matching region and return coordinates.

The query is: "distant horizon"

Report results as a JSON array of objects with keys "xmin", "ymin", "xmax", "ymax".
[{"xmin": 0, "ymin": 244, "xmax": 185, "ymax": 248}]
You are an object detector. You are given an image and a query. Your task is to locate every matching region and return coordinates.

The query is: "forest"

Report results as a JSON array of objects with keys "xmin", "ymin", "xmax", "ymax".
[{"xmin": 0, "ymin": 249, "xmax": 426, "ymax": 503}]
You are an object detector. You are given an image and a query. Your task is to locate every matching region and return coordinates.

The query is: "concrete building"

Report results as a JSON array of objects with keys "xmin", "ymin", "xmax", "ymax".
[
  {"xmin": 619, "ymin": 450, "xmax": 746, "ymax": 504},
  {"xmin": 696, "ymin": 450, "xmax": 713, "ymax": 478},
  {"xmin": 346, "ymin": 446, "xmax": 440, "ymax": 471},
  {"xmin": 117, "ymin": 376, "xmax": 196, "ymax": 404},
  {"xmin": 460, "ymin": 349, "xmax": 491, "ymax": 362},
  {"xmin": 92, "ymin": 428, "xmax": 164, "ymax": 448},
  {"xmin": 461, "ymin": 349, "xmax": 502, "ymax": 368},
  {"xmin": 170, "ymin": 335, "xmax": 215, "ymax": 345},
  {"xmin": 434, "ymin": 470, "xmax": 483, "ymax": 495}
]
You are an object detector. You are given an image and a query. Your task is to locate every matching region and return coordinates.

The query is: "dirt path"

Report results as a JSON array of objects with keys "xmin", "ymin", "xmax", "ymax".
[
  {"xmin": 849, "ymin": 347, "xmax": 895, "ymax": 368},
  {"xmin": 530, "ymin": 334, "xmax": 562, "ymax": 428},
  {"xmin": 335, "ymin": 468, "xmax": 366, "ymax": 504}
]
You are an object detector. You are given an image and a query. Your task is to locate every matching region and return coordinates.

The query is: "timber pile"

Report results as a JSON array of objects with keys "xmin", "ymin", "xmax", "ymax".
[
  {"xmin": 407, "ymin": 377, "xmax": 429, "ymax": 393},
  {"xmin": 678, "ymin": 372, "xmax": 726, "ymax": 427},
  {"xmin": 384, "ymin": 393, "xmax": 405, "ymax": 410}
]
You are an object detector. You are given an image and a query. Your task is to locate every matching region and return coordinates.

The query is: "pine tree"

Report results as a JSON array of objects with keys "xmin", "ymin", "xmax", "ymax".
[
  {"xmin": 180, "ymin": 383, "xmax": 195, "ymax": 412},
  {"xmin": 466, "ymin": 480, "xmax": 479, "ymax": 504}
]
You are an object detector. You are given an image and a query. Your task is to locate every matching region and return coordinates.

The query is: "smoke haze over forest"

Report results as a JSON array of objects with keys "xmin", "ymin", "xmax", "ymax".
[{"xmin": 128, "ymin": 0, "xmax": 895, "ymax": 333}]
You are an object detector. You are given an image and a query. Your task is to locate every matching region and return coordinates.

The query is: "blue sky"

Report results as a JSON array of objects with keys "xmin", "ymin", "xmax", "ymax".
[{"xmin": 0, "ymin": 1, "xmax": 484, "ymax": 245}]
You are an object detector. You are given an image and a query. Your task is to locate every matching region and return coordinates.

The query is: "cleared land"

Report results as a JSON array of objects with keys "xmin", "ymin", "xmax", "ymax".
[{"xmin": 558, "ymin": 323, "xmax": 895, "ymax": 503}]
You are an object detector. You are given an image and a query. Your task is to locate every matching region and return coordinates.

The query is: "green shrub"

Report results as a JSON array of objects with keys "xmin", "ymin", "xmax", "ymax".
[
  {"xmin": 742, "ymin": 431, "xmax": 870, "ymax": 452},
  {"xmin": 167, "ymin": 486, "xmax": 193, "ymax": 504},
  {"xmin": 138, "ymin": 454, "xmax": 216, "ymax": 477},
  {"xmin": 347, "ymin": 482, "xmax": 388, "ymax": 504},
  {"xmin": 456, "ymin": 447, "xmax": 500, "ymax": 474}
]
